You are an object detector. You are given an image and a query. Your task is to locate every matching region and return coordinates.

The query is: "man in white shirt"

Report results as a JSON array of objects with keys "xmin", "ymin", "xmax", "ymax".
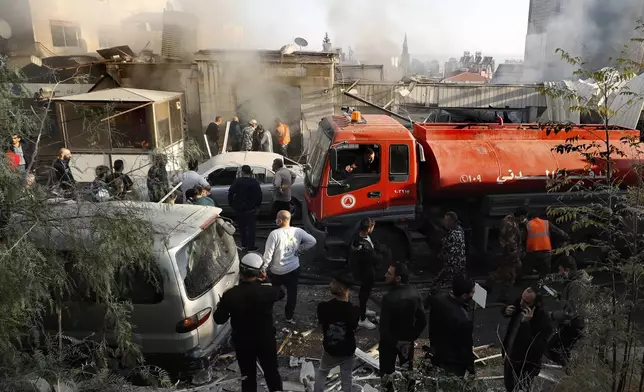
[
  {"xmin": 175, "ymin": 159, "xmax": 211, "ymax": 202},
  {"xmin": 263, "ymin": 210, "xmax": 317, "ymax": 323}
]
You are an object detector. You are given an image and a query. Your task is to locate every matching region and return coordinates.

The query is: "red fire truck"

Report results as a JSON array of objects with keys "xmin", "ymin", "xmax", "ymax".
[{"xmin": 302, "ymin": 112, "xmax": 642, "ymax": 264}]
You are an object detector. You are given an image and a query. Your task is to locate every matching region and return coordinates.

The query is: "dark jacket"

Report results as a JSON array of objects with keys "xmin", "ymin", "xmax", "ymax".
[
  {"xmin": 228, "ymin": 176, "xmax": 262, "ymax": 212},
  {"xmin": 230, "ymin": 121, "xmax": 242, "ymax": 149},
  {"xmin": 550, "ymin": 270, "xmax": 591, "ymax": 329},
  {"xmin": 502, "ymin": 299, "xmax": 552, "ymax": 369},
  {"xmin": 380, "ymin": 284, "xmax": 427, "ymax": 344},
  {"xmin": 205, "ymin": 122, "xmax": 219, "ymax": 143},
  {"xmin": 52, "ymin": 158, "xmax": 76, "ymax": 191},
  {"xmin": 213, "ymin": 280, "xmax": 284, "ymax": 341},
  {"xmin": 428, "ymin": 293, "xmax": 475, "ymax": 371},
  {"xmin": 107, "ymin": 172, "xmax": 134, "ymax": 199},
  {"xmin": 348, "ymin": 233, "xmax": 382, "ymax": 281}
]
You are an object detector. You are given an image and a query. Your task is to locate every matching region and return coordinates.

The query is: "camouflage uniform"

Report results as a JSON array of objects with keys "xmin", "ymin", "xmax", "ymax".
[
  {"xmin": 491, "ymin": 215, "xmax": 523, "ymax": 290},
  {"xmin": 432, "ymin": 225, "xmax": 467, "ymax": 294},
  {"xmin": 240, "ymin": 126, "xmax": 254, "ymax": 151}
]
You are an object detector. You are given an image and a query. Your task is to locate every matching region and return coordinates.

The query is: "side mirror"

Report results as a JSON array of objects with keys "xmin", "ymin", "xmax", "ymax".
[{"xmin": 329, "ymin": 148, "xmax": 338, "ymax": 172}]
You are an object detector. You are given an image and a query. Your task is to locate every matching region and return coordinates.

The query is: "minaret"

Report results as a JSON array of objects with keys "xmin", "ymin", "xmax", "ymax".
[{"xmin": 401, "ymin": 33, "xmax": 411, "ymax": 76}]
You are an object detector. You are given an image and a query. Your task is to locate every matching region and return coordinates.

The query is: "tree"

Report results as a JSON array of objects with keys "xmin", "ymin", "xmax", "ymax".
[
  {"xmin": 0, "ymin": 56, "xmax": 186, "ymax": 390},
  {"xmin": 537, "ymin": 22, "xmax": 644, "ymax": 392}
]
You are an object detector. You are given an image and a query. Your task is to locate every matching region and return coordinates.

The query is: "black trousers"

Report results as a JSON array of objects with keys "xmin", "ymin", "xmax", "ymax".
[
  {"xmin": 234, "ymin": 336, "xmax": 282, "ymax": 392},
  {"xmin": 271, "ymin": 200, "xmax": 291, "ymax": 219},
  {"xmin": 358, "ymin": 271, "xmax": 375, "ymax": 321},
  {"xmin": 208, "ymin": 140, "xmax": 219, "ymax": 157},
  {"xmin": 269, "ymin": 268, "xmax": 300, "ymax": 319},
  {"xmin": 547, "ymin": 323, "xmax": 584, "ymax": 366},
  {"xmin": 236, "ymin": 209, "xmax": 257, "ymax": 249},
  {"xmin": 524, "ymin": 251, "xmax": 551, "ymax": 279},
  {"xmin": 380, "ymin": 340, "xmax": 415, "ymax": 392},
  {"xmin": 504, "ymin": 360, "xmax": 540, "ymax": 392},
  {"xmin": 277, "ymin": 144, "xmax": 288, "ymax": 157}
]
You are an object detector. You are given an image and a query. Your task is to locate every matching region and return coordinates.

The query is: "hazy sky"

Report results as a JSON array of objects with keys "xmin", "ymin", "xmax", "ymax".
[{"xmin": 184, "ymin": 0, "xmax": 530, "ymax": 61}]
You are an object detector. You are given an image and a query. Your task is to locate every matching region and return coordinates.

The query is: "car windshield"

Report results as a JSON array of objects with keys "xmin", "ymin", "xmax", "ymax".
[
  {"xmin": 306, "ymin": 128, "xmax": 332, "ymax": 189},
  {"xmin": 176, "ymin": 219, "xmax": 236, "ymax": 300}
]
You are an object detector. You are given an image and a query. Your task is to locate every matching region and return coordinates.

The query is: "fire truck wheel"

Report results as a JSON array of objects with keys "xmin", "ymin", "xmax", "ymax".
[{"xmin": 372, "ymin": 225, "xmax": 410, "ymax": 266}]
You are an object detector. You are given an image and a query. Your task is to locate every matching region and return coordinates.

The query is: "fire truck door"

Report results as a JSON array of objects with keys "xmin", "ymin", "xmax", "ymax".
[{"xmin": 324, "ymin": 143, "xmax": 386, "ymax": 223}]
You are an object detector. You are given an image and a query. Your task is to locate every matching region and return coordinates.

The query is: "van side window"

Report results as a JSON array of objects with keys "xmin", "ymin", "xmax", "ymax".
[
  {"xmin": 328, "ymin": 144, "xmax": 381, "ymax": 197},
  {"xmin": 389, "ymin": 144, "xmax": 410, "ymax": 182},
  {"xmin": 180, "ymin": 220, "xmax": 236, "ymax": 300},
  {"xmin": 115, "ymin": 264, "xmax": 164, "ymax": 304}
]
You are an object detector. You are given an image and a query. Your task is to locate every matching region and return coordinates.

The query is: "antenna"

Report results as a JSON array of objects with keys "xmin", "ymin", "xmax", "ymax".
[{"xmin": 294, "ymin": 37, "xmax": 308, "ymax": 51}]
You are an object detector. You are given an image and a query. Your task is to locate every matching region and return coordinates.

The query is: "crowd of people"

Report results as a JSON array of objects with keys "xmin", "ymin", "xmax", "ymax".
[
  {"xmin": 213, "ymin": 205, "xmax": 590, "ymax": 392},
  {"xmin": 204, "ymin": 116, "xmax": 291, "ymax": 157}
]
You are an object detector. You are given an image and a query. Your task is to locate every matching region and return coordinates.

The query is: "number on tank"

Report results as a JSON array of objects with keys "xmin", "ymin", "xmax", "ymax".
[{"xmin": 460, "ymin": 174, "xmax": 482, "ymax": 183}]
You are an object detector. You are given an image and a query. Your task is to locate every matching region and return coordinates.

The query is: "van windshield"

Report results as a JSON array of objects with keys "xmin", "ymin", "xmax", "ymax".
[{"xmin": 177, "ymin": 220, "xmax": 236, "ymax": 300}]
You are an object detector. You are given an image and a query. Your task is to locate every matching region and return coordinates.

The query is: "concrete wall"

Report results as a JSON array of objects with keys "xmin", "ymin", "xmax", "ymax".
[{"xmin": 194, "ymin": 51, "xmax": 338, "ymax": 155}]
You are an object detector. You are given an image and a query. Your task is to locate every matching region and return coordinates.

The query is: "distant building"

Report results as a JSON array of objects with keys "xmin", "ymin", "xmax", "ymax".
[
  {"xmin": 491, "ymin": 63, "xmax": 525, "ymax": 84},
  {"xmin": 441, "ymin": 71, "xmax": 489, "ymax": 84},
  {"xmin": 444, "ymin": 58, "xmax": 459, "ymax": 78},
  {"xmin": 428, "ymin": 60, "xmax": 440, "ymax": 77},
  {"xmin": 400, "ymin": 33, "xmax": 410, "ymax": 77}
]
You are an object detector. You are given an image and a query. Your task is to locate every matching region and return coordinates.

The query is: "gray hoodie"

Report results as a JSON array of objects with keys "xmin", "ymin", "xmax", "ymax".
[{"xmin": 273, "ymin": 167, "xmax": 296, "ymax": 202}]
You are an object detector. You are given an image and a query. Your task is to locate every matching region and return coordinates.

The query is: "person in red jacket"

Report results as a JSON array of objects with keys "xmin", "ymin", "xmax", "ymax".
[{"xmin": 6, "ymin": 146, "xmax": 19, "ymax": 170}]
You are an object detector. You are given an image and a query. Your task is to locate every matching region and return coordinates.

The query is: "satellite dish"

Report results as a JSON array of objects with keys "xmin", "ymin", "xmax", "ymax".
[
  {"xmin": 0, "ymin": 19, "xmax": 12, "ymax": 39},
  {"xmin": 294, "ymin": 37, "xmax": 308, "ymax": 49}
]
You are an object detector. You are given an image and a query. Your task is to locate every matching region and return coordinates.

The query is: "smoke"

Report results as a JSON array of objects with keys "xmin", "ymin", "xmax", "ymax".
[{"xmin": 523, "ymin": 0, "xmax": 644, "ymax": 82}]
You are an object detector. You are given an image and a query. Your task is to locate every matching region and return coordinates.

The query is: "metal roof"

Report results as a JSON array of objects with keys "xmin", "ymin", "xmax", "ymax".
[{"xmin": 52, "ymin": 88, "xmax": 182, "ymax": 103}]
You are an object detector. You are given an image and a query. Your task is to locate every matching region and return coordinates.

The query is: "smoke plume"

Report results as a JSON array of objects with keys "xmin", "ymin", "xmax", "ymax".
[{"xmin": 523, "ymin": 0, "xmax": 644, "ymax": 82}]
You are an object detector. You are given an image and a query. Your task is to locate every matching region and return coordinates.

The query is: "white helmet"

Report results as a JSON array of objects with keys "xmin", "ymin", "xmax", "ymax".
[{"xmin": 240, "ymin": 252, "xmax": 263, "ymax": 276}]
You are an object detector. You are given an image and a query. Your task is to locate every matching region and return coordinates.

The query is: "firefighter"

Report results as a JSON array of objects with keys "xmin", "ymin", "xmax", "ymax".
[
  {"xmin": 524, "ymin": 212, "xmax": 568, "ymax": 279},
  {"xmin": 431, "ymin": 211, "xmax": 467, "ymax": 295},
  {"xmin": 275, "ymin": 118, "xmax": 290, "ymax": 157},
  {"xmin": 488, "ymin": 206, "xmax": 528, "ymax": 302},
  {"xmin": 213, "ymin": 252, "xmax": 284, "ymax": 392}
]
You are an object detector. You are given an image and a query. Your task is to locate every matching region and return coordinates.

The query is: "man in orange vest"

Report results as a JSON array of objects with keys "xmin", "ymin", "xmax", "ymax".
[
  {"xmin": 275, "ymin": 119, "xmax": 290, "ymax": 157},
  {"xmin": 524, "ymin": 212, "xmax": 568, "ymax": 279}
]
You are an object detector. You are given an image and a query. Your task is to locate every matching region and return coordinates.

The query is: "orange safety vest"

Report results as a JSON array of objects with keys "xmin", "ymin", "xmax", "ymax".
[
  {"xmin": 526, "ymin": 218, "xmax": 552, "ymax": 252},
  {"xmin": 277, "ymin": 123, "xmax": 290, "ymax": 146}
]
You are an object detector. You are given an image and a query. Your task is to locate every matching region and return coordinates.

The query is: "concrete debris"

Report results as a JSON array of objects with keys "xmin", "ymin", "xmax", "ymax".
[
  {"xmin": 362, "ymin": 384, "xmax": 378, "ymax": 392},
  {"xmin": 283, "ymin": 380, "xmax": 306, "ymax": 392},
  {"xmin": 301, "ymin": 329, "xmax": 315, "ymax": 338},
  {"xmin": 354, "ymin": 348, "xmax": 379, "ymax": 370}
]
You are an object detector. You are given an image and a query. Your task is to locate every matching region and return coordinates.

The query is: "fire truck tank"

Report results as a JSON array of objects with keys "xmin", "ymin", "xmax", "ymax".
[{"xmin": 413, "ymin": 123, "xmax": 642, "ymax": 197}]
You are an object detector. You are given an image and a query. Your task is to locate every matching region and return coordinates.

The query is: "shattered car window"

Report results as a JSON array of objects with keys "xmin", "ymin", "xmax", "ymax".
[{"xmin": 179, "ymin": 221, "xmax": 236, "ymax": 299}]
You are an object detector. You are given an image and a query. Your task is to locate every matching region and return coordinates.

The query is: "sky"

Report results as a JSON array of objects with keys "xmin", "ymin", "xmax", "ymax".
[{"xmin": 179, "ymin": 0, "xmax": 530, "ymax": 62}]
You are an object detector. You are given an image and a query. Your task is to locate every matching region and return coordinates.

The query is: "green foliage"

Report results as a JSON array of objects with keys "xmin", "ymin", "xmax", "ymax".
[
  {"xmin": 0, "ymin": 56, "xmax": 173, "ymax": 388},
  {"xmin": 538, "ymin": 21, "xmax": 644, "ymax": 392}
]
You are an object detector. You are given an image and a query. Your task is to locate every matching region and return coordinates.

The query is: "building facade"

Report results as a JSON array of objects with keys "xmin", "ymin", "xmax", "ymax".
[{"xmin": 0, "ymin": 0, "xmax": 169, "ymax": 65}]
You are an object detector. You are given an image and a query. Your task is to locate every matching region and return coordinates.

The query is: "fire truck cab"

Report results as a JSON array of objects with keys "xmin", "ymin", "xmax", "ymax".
[{"xmin": 303, "ymin": 113, "xmax": 418, "ymax": 260}]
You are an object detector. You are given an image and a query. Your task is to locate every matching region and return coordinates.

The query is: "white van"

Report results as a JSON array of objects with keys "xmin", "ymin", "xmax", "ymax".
[{"xmin": 31, "ymin": 201, "xmax": 239, "ymax": 379}]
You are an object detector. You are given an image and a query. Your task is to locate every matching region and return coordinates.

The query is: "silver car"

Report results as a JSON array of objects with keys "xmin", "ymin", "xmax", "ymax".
[
  {"xmin": 199, "ymin": 152, "xmax": 305, "ymax": 217},
  {"xmin": 32, "ymin": 201, "xmax": 239, "ymax": 380}
]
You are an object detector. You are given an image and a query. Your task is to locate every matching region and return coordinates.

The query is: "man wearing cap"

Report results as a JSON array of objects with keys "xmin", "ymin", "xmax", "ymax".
[
  {"xmin": 240, "ymin": 119, "xmax": 257, "ymax": 151},
  {"xmin": 213, "ymin": 252, "xmax": 284, "ymax": 392},
  {"xmin": 228, "ymin": 165, "xmax": 263, "ymax": 251}
]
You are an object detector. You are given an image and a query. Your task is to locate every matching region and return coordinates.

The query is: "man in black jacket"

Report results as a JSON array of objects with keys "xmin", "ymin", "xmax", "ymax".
[
  {"xmin": 380, "ymin": 263, "xmax": 426, "ymax": 392},
  {"xmin": 228, "ymin": 165, "xmax": 263, "ymax": 251},
  {"xmin": 428, "ymin": 276, "xmax": 475, "ymax": 377},
  {"xmin": 348, "ymin": 218, "xmax": 382, "ymax": 330},
  {"xmin": 502, "ymin": 287, "xmax": 552, "ymax": 392},
  {"xmin": 229, "ymin": 116, "xmax": 242, "ymax": 151},
  {"xmin": 546, "ymin": 256, "xmax": 590, "ymax": 366},
  {"xmin": 205, "ymin": 116, "xmax": 222, "ymax": 157},
  {"xmin": 52, "ymin": 148, "xmax": 76, "ymax": 197},
  {"xmin": 213, "ymin": 252, "xmax": 284, "ymax": 392}
]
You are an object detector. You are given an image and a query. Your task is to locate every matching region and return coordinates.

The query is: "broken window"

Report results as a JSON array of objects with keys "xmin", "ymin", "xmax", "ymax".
[{"xmin": 50, "ymin": 21, "xmax": 81, "ymax": 48}]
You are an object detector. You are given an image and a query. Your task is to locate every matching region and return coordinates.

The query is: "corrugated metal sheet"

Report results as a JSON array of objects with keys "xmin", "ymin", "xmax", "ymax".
[
  {"xmin": 52, "ymin": 88, "xmax": 182, "ymax": 103},
  {"xmin": 609, "ymin": 73, "xmax": 644, "ymax": 129},
  {"xmin": 334, "ymin": 83, "xmax": 546, "ymax": 109}
]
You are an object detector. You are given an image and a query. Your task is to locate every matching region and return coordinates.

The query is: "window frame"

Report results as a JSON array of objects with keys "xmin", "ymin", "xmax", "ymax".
[
  {"xmin": 389, "ymin": 144, "xmax": 410, "ymax": 182},
  {"xmin": 327, "ymin": 144, "xmax": 382, "ymax": 197},
  {"xmin": 50, "ymin": 20, "xmax": 81, "ymax": 48}
]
